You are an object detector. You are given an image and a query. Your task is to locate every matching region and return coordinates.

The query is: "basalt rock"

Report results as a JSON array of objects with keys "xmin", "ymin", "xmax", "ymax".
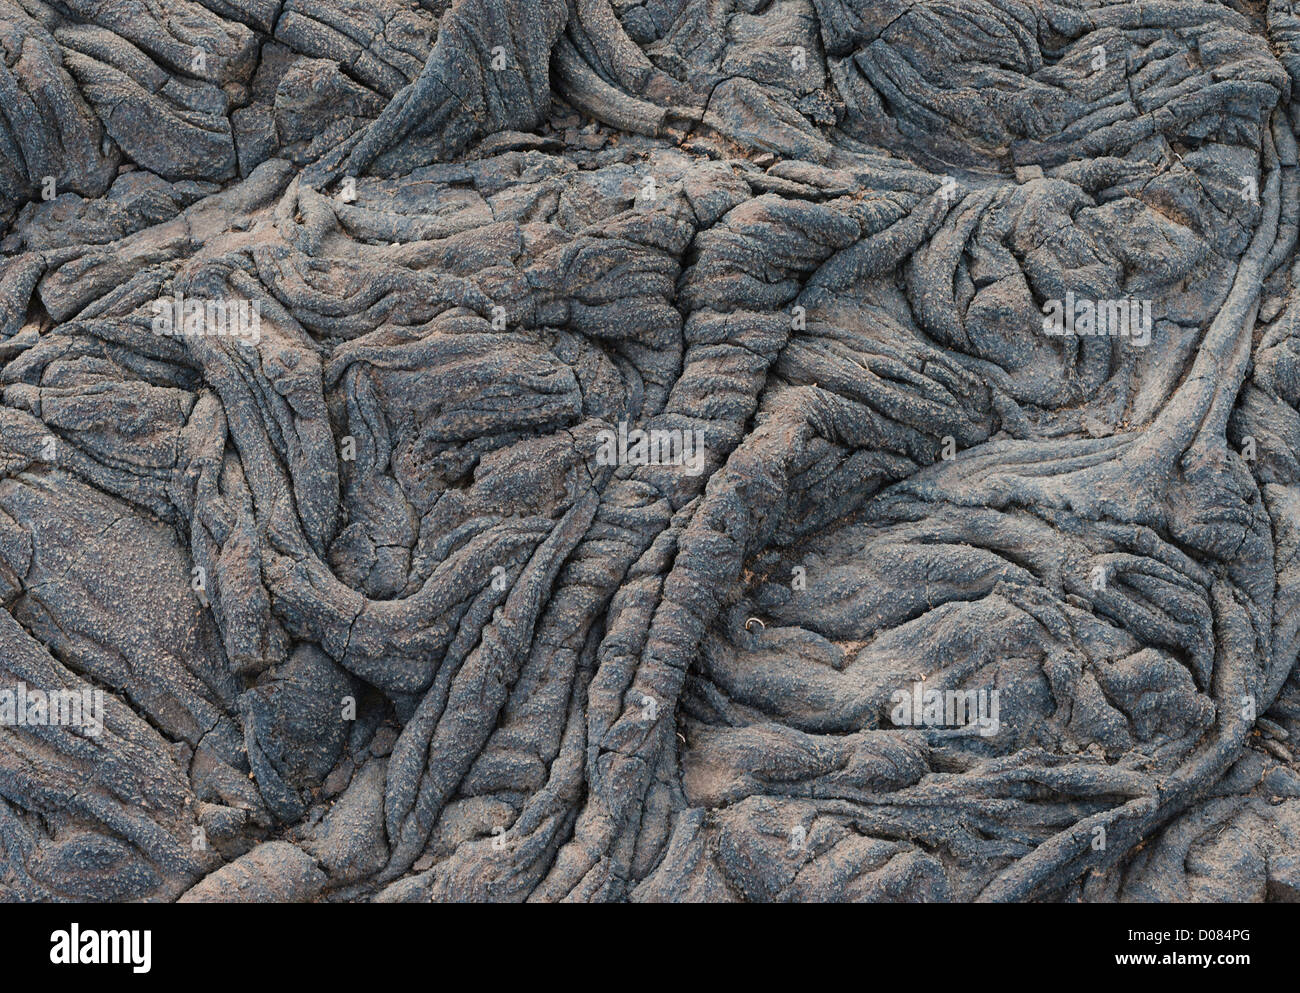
[{"xmin": 2, "ymin": 0, "xmax": 1300, "ymax": 904}]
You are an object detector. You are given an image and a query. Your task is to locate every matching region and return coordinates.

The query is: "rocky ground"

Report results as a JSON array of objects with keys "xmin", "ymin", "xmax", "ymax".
[{"xmin": 2, "ymin": 0, "xmax": 1300, "ymax": 902}]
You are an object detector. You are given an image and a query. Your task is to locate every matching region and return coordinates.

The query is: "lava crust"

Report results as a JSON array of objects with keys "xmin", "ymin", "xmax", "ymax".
[{"xmin": 2, "ymin": 0, "xmax": 1300, "ymax": 903}]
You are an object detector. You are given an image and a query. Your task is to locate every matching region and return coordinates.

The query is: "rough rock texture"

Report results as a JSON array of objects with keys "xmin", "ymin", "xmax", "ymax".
[{"xmin": 3, "ymin": 0, "xmax": 1300, "ymax": 903}]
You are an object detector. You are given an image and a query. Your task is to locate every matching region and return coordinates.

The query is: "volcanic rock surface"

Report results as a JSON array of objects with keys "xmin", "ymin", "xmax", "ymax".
[{"xmin": 3, "ymin": 0, "xmax": 1300, "ymax": 903}]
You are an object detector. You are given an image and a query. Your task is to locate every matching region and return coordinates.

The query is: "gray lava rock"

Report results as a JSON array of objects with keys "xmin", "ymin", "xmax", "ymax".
[{"xmin": 2, "ymin": 0, "xmax": 1300, "ymax": 904}]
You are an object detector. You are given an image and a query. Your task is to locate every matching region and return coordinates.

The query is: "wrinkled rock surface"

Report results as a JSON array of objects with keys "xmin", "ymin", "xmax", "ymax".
[{"xmin": 3, "ymin": 0, "xmax": 1300, "ymax": 902}]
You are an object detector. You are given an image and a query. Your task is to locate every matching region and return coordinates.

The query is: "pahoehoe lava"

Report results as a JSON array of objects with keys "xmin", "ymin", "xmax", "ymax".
[{"xmin": 2, "ymin": 0, "xmax": 1300, "ymax": 903}]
